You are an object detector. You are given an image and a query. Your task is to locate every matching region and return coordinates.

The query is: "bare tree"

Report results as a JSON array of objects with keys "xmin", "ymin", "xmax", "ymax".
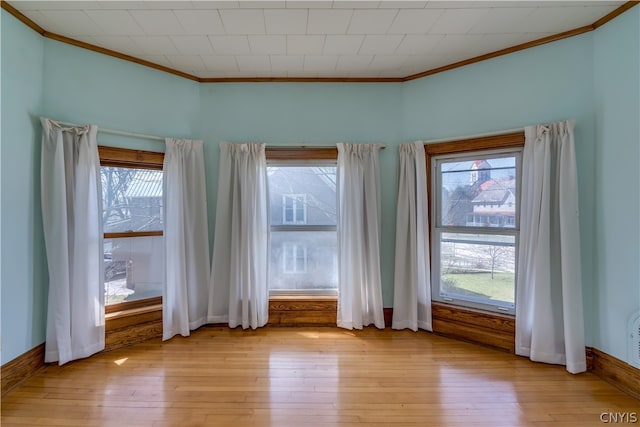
[
  {"xmin": 101, "ymin": 167, "xmax": 135, "ymax": 228},
  {"xmin": 484, "ymin": 245, "xmax": 506, "ymax": 279}
]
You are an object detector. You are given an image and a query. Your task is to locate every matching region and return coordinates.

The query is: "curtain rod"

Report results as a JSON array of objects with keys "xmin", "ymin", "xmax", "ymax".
[
  {"xmin": 52, "ymin": 123, "xmax": 387, "ymax": 148},
  {"xmin": 54, "ymin": 120, "xmax": 165, "ymax": 142},
  {"xmin": 421, "ymin": 127, "xmax": 524, "ymax": 145}
]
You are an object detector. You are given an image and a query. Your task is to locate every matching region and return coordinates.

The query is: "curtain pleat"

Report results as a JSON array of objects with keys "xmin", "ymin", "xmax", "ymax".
[
  {"xmin": 40, "ymin": 118, "xmax": 104, "ymax": 365},
  {"xmin": 336, "ymin": 143, "xmax": 385, "ymax": 330},
  {"xmin": 163, "ymin": 138, "xmax": 210, "ymax": 340},
  {"xmin": 516, "ymin": 120, "xmax": 586, "ymax": 374},
  {"xmin": 392, "ymin": 141, "xmax": 432, "ymax": 332},
  {"xmin": 209, "ymin": 143, "xmax": 269, "ymax": 329}
]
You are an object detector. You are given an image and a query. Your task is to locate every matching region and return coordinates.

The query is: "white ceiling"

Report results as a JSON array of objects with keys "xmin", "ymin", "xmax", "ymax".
[{"xmin": 10, "ymin": 0, "xmax": 626, "ymax": 79}]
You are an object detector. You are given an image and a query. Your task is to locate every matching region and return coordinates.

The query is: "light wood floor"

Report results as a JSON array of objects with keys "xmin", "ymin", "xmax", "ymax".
[{"xmin": 2, "ymin": 326, "xmax": 638, "ymax": 426}]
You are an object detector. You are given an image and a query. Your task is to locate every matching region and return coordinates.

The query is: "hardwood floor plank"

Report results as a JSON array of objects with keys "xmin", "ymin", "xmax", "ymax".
[{"xmin": 2, "ymin": 326, "xmax": 637, "ymax": 426}]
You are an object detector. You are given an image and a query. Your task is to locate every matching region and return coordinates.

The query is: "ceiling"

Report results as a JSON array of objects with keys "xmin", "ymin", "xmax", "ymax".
[{"xmin": 9, "ymin": 1, "xmax": 627, "ymax": 80}]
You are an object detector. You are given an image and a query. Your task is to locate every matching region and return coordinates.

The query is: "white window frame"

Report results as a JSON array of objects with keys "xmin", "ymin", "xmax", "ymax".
[
  {"xmin": 98, "ymin": 147, "xmax": 165, "ymax": 311},
  {"xmin": 282, "ymin": 242, "xmax": 308, "ymax": 274},
  {"xmin": 282, "ymin": 193, "xmax": 307, "ymax": 225},
  {"xmin": 431, "ymin": 147, "xmax": 522, "ymax": 315},
  {"xmin": 267, "ymin": 160, "xmax": 338, "ymax": 297}
]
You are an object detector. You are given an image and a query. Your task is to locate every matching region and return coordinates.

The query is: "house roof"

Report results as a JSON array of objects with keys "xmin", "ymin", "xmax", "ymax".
[
  {"xmin": 472, "ymin": 178, "xmax": 515, "ymax": 204},
  {"xmin": 125, "ymin": 170, "xmax": 163, "ymax": 198}
]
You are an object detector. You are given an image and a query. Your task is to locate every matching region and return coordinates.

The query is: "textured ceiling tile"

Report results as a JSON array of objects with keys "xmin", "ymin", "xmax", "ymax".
[
  {"xmin": 85, "ymin": 10, "xmax": 146, "ymax": 36},
  {"xmin": 369, "ymin": 54, "xmax": 408, "ymax": 70},
  {"xmin": 248, "ymin": 35, "xmax": 287, "ymax": 54},
  {"xmin": 130, "ymin": 36, "xmax": 180, "ymax": 55},
  {"xmin": 236, "ymin": 55, "xmax": 272, "ymax": 71},
  {"xmin": 209, "ymin": 35, "xmax": 251, "ymax": 54},
  {"xmin": 171, "ymin": 35, "xmax": 215, "ymax": 55},
  {"xmin": 323, "ymin": 35, "xmax": 365, "ymax": 55},
  {"xmin": 467, "ymin": 8, "xmax": 536, "ymax": 34},
  {"xmin": 286, "ymin": 35, "xmax": 325, "ymax": 55},
  {"xmin": 270, "ymin": 55, "xmax": 305, "ymax": 72},
  {"xmin": 173, "ymin": 10, "xmax": 226, "ymax": 35},
  {"xmin": 379, "ymin": 1, "xmax": 427, "ymax": 8},
  {"xmin": 335, "ymin": 55, "xmax": 374, "ymax": 71},
  {"xmin": 333, "ymin": 1, "xmax": 381, "ymax": 8},
  {"xmin": 358, "ymin": 35, "xmax": 404, "ymax": 55},
  {"xmin": 201, "ymin": 55, "xmax": 239, "ymax": 71},
  {"xmin": 285, "ymin": 1, "xmax": 332, "ymax": 8},
  {"xmin": 239, "ymin": 1, "xmax": 286, "ymax": 8},
  {"xmin": 307, "ymin": 9, "xmax": 353, "ymax": 34},
  {"xmin": 192, "ymin": 1, "xmax": 241, "ymax": 9},
  {"xmin": 9, "ymin": 0, "xmax": 627, "ymax": 79},
  {"xmin": 304, "ymin": 55, "xmax": 339, "ymax": 72},
  {"xmin": 429, "ymin": 8, "xmax": 491, "ymax": 35},
  {"xmin": 395, "ymin": 34, "xmax": 443, "ymax": 55},
  {"xmin": 387, "ymin": 9, "xmax": 443, "ymax": 34},
  {"xmin": 219, "ymin": 9, "xmax": 266, "ymax": 34},
  {"xmin": 129, "ymin": 10, "xmax": 186, "ymax": 35},
  {"xmin": 347, "ymin": 9, "xmax": 398, "ymax": 34},
  {"xmin": 37, "ymin": 10, "xmax": 106, "ymax": 36},
  {"xmin": 264, "ymin": 9, "xmax": 308, "ymax": 34}
]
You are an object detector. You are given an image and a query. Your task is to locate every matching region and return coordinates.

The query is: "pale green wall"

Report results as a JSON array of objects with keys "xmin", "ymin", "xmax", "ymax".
[
  {"xmin": 42, "ymin": 39, "xmax": 201, "ymax": 151},
  {"xmin": 198, "ymin": 82, "xmax": 403, "ymax": 304},
  {"xmin": 1, "ymin": 6, "xmax": 638, "ymax": 368},
  {"xmin": 1, "ymin": 10, "xmax": 46, "ymax": 364},
  {"xmin": 401, "ymin": 33, "xmax": 598, "ymax": 348},
  {"xmin": 592, "ymin": 8, "xmax": 640, "ymax": 364}
]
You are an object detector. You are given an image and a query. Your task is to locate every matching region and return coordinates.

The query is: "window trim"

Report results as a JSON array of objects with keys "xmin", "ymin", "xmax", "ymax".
[
  {"xmin": 425, "ymin": 132, "xmax": 524, "ymax": 315},
  {"xmin": 100, "ymin": 145, "xmax": 164, "ymax": 311},
  {"xmin": 282, "ymin": 242, "xmax": 308, "ymax": 274},
  {"xmin": 266, "ymin": 147, "xmax": 338, "ymax": 297},
  {"xmin": 282, "ymin": 193, "xmax": 307, "ymax": 225}
]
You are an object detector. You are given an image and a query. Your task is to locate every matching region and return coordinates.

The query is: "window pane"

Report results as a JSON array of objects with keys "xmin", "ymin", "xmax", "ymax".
[
  {"xmin": 440, "ymin": 156, "xmax": 516, "ymax": 228},
  {"xmin": 101, "ymin": 167, "xmax": 163, "ymax": 233},
  {"xmin": 270, "ymin": 231, "xmax": 337, "ymax": 291},
  {"xmin": 104, "ymin": 236, "xmax": 163, "ymax": 305},
  {"xmin": 269, "ymin": 166, "xmax": 336, "ymax": 226},
  {"xmin": 438, "ymin": 232, "xmax": 515, "ymax": 305}
]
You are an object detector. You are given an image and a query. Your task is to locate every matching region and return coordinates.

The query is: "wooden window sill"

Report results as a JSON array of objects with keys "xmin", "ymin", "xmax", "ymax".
[
  {"xmin": 269, "ymin": 296, "xmax": 337, "ymax": 325},
  {"xmin": 269, "ymin": 295, "xmax": 337, "ymax": 301},
  {"xmin": 431, "ymin": 302, "xmax": 515, "ymax": 353},
  {"xmin": 105, "ymin": 304, "xmax": 162, "ymax": 332}
]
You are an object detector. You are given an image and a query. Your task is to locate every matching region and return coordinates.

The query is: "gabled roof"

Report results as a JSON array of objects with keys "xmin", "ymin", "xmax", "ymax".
[
  {"xmin": 125, "ymin": 170, "xmax": 163, "ymax": 199},
  {"xmin": 472, "ymin": 178, "xmax": 515, "ymax": 205}
]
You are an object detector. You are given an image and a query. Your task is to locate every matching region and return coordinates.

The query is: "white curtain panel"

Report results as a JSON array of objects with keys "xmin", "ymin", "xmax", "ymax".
[
  {"xmin": 163, "ymin": 138, "xmax": 210, "ymax": 341},
  {"xmin": 40, "ymin": 118, "xmax": 104, "ymax": 365},
  {"xmin": 208, "ymin": 143, "xmax": 269, "ymax": 329},
  {"xmin": 392, "ymin": 141, "xmax": 432, "ymax": 332},
  {"xmin": 516, "ymin": 120, "xmax": 586, "ymax": 374},
  {"xmin": 336, "ymin": 143, "xmax": 385, "ymax": 330}
]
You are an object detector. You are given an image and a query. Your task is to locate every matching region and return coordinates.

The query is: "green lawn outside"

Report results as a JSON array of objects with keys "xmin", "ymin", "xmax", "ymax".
[{"xmin": 442, "ymin": 272, "xmax": 514, "ymax": 303}]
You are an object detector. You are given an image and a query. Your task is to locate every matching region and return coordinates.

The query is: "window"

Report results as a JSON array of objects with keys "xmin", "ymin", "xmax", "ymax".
[
  {"xmin": 283, "ymin": 242, "xmax": 307, "ymax": 273},
  {"xmin": 99, "ymin": 146, "xmax": 164, "ymax": 308},
  {"xmin": 282, "ymin": 194, "xmax": 307, "ymax": 224},
  {"xmin": 266, "ymin": 148, "xmax": 338, "ymax": 295},
  {"xmin": 427, "ymin": 133, "xmax": 524, "ymax": 314}
]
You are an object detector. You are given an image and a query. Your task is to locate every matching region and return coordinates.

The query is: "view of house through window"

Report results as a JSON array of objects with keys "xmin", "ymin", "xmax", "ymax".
[
  {"xmin": 431, "ymin": 148, "xmax": 521, "ymax": 313},
  {"xmin": 267, "ymin": 165, "xmax": 338, "ymax": 294},
  {"xmin": 101, "ymin": 165, "xmax": 164, "ymax": 305}
]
